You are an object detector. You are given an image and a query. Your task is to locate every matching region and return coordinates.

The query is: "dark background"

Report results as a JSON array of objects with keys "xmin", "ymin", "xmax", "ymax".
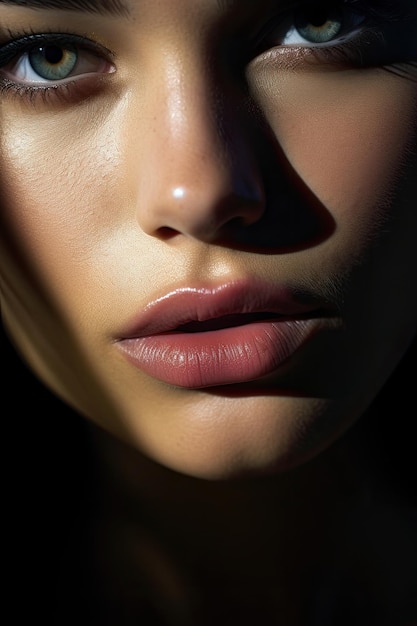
[{"xmin": 2, "ymin": 323, "xmax": 416, "ymax": 624}]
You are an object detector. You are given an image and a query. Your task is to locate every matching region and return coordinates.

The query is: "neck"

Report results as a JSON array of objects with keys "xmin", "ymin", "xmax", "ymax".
[{"xmin": 83, "ymin": 416, "xmax": 409, "ymax": 625}]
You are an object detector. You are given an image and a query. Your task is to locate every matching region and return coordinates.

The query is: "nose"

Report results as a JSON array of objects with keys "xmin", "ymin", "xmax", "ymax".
[{"xmin": 131, "ymin": 50, "xmax": 265, "ymax": 242}]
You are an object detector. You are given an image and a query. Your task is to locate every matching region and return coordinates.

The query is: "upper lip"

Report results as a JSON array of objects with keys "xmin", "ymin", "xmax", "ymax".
[{"xmin": 117, "ymin": 279, "xmax": 334, "ymax": 339}]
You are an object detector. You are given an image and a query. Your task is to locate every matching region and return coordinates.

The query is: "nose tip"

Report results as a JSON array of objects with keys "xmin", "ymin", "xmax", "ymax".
[
  {"xmin": 137, "ymin": 138, "xmax": 265, "ymax": 243},
  {"xmin": 149, "ymin": 165, "xmax": 264, "ymax": 241}
]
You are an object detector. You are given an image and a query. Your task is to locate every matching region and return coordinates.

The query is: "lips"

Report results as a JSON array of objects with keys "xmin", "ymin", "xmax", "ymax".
[{"xmin": 115, "ymin": 280, "xmax": 331, "ymax": 388}]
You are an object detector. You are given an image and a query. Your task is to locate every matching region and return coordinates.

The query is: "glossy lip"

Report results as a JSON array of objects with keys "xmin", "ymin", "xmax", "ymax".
[{"xmin": 115, "ymin": 280, "xmax": 334, "ymax": 388}]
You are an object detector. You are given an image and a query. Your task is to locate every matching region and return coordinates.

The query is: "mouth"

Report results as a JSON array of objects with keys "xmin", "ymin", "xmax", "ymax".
[
  {"xmin": 174, "ymin": 312, "xmax": 281, "ymax": 333},
  {"xmin": 115, "ymin": 280, "xmax": 337, "ymax": 388}
]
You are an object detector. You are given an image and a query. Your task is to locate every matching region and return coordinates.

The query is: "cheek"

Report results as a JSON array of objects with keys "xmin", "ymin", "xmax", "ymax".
[
  {"xmin": 249, "ymin": 66, "xmax": 417, "ymax": 239},
  {"xmin": 0, "ymin": 105, "xmax": 128, "ymax": 310},
  {"xmin": 0, "ymin": 107, "xmax": 136, "ymax": 436},
  {"xmin": 0, "ymin": 107, "xmax": 131, "ymax": 414}
]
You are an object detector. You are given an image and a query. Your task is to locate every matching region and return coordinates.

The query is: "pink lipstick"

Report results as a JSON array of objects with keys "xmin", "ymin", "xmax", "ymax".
[{"xmin": 115, "ymin": 281, "xmax": 328, "ymax": 388}]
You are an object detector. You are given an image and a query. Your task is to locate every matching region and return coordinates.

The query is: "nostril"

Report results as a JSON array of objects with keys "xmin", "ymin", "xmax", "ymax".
[{"xmin": 154, "ymin": 226, "xmax": 182, "ymax": 241}]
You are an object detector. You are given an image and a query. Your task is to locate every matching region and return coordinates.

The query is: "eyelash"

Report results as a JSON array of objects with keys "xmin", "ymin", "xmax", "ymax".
[
  {"xmin": 0, "ymin": 29, "xmax": 115, "ymax": 106},
  {"xmin": 0, "ymin": 0, "xmax": 413, "ymax": 107},
  {"xmin": 253, "ymin": 0, "xmax": 413, "ymax": 66}
]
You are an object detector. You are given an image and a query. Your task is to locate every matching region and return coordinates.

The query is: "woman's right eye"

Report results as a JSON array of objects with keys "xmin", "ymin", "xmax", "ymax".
[{"xmin": 0, "ymin": 34, "xmax": 115, "ymax": 88}]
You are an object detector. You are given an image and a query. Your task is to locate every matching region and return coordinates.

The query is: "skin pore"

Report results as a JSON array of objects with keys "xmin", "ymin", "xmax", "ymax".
[{"xmin": 0, "ymin": 0, "xmax": 416, "ymax": 623}]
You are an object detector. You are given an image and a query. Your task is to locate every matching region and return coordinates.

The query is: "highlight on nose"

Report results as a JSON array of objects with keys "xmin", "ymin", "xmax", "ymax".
[
  {"xmin": 172, "ymin": 187, "xmax": 186, "ymax": 200},
  {"xmin": 135, "ymin": 145, "xmax": 266, "ymax": 242},
  {"xmin": 158, "ymin": 174, "xmax": 264, "ymax": 241}
]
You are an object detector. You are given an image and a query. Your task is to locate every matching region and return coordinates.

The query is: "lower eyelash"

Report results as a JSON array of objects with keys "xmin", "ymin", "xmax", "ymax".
[
  {"xmin": 0, "ymin": 79, "xmax": 73, "ymax": 106},
  {"xmin": 278, "ymin": 0, "xmax": 415, "ymax": 70},
  {"xmin": 382, "ymin": 62, "xmax": 417, "ymax": 84},
  {"xmin": 0, "ymin": 73, "xmax": 106, "ymax": 108},
  {"xmin": 311, "ymin": 28, "xmax": 385, "ymax": 65}
]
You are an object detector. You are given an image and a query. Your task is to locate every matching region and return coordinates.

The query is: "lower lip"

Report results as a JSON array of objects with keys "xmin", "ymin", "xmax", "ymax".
[{"xmin": 117, "ymin": 318, "xmax": 319, "ymax": 388}]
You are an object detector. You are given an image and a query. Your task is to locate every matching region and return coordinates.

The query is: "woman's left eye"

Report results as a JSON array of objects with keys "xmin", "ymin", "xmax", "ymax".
[
  {"xmin": 0, "ymin": 36, "xmax": 114, "ymax": 86},
  {"xmin": 280, "ymin": 3, "xmax": 365, "ymax": 46}
]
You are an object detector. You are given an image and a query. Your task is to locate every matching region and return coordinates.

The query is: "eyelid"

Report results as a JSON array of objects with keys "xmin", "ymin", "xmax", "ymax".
[
  {"xmin": 252, "ymin": 0, "xmax": 407, "ymax": 54},
  {"xmin": 281, "ymin": 23, "xmax": 365, "ymax": 48},
  {"xmin": 0, "ymin": 31, "xmax": 116, "ymax": 93},
  {"xmin": 0, "ymin": 32, "xmax": 115, "ymax": 69},
  {"xmin": 246, "ymin": 0, "xmax": 417, "ymax": 74}
]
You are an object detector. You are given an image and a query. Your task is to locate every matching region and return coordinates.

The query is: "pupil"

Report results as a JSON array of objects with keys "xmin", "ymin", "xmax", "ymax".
[
  {"xmin": 305, "ymin": 4, "xmax": 331, "ymax": 27},
  {"xmin": 43, "ymin": 45, "xmax": 64, "ymax": 65},
  {"xmin": 309, "ymin": 13, "xmax": 328, "ymax": 27}
]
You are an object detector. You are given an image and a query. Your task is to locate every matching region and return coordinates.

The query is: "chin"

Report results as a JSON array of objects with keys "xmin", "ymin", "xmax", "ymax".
[{"xmin": 99, "ymin": 392, "xmax": 364, "ymax": 482}]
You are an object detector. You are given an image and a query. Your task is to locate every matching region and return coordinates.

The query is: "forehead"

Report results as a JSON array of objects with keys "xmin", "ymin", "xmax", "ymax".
[
  {"xmin": 0, "ymin": 1, "xmax": 414, "ymax": 23},
  {"xmin": 0, "ymin": 0, "xmax": 291, "ymax": 36},
  {"xmin": 0, "ymin": 0, "xmax": 128, "ymax": 14},
  {"xmin": 0, "ymin": 0, "xmax": 308, "ymax": 16},
  {"xmin": 0, "ymin": 0, "xmax": 204, "ymax": 12}
]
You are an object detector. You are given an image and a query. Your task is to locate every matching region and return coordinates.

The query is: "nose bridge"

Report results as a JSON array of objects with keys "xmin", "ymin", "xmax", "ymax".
[
  {"xmin": 159, "ymin": 48, "xmax": 227, "ymax": 191},
  {"xmin": 135, "ymin": 44, "xmax": 264, "ymax": 240}
]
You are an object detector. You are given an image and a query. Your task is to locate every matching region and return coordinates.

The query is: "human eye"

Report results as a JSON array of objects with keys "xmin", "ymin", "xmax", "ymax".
[
  {"xmin": 254, "ymin": 0, "xmax": 416, "ymax": 69},
  {"xmin": 0, "ymin": 32, "xmax": 115, "ymax": 103},
  {"xmin": 280, "ymin": 2, "xmax": 365, "ymax": 46}
]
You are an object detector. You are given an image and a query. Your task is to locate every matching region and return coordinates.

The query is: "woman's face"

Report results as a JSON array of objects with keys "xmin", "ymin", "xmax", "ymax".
[{"xmin": 1, "ymin": 0, "xmax": 416, "ymax": 478}]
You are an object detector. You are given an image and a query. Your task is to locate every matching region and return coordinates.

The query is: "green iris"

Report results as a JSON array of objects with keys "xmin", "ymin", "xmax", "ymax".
[
  {"xmin": 29, "ymin": 44, "xmax": 78, "ymax": 80},
  {"xmin": 295, "ymin": 5, "xmax": 343, "ymax": 43}
]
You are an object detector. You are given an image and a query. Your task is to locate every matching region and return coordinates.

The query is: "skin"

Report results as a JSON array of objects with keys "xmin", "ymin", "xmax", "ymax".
[{"xmin": 1, "ymin": 1, "xmax": 417, "ymax": 622}]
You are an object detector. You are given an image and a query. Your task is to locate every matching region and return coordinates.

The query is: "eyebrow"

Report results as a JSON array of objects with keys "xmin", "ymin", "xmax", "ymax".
[{"xmin": 0, "ymin": 0, "xmax": 130, "ymax": 17}]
